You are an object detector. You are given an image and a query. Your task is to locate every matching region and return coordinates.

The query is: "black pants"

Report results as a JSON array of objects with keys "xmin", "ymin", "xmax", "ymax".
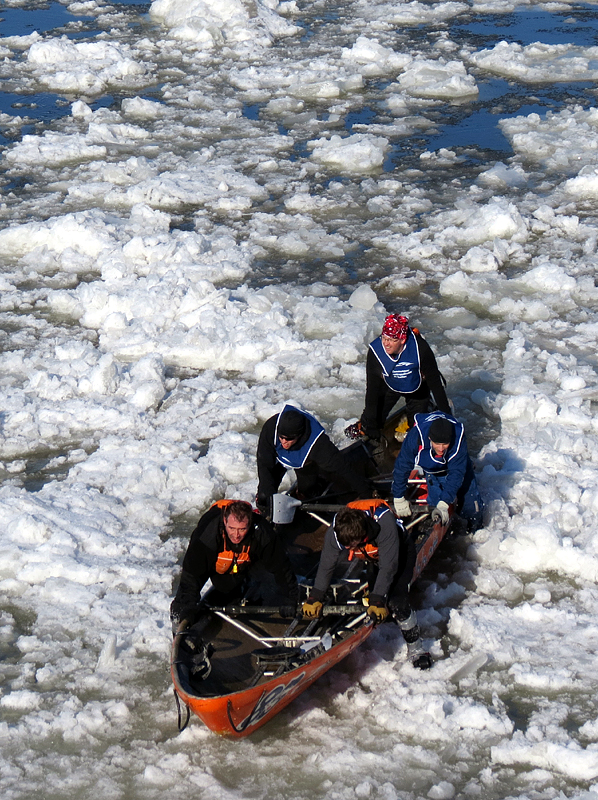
[{"xmin": 380, "ymin": 387, "xmax": 432, "ymax": 427}]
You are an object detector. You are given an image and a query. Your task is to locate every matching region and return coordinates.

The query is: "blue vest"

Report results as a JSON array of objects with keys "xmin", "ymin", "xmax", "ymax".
[
  {"xmin": 369, "ymin": 330, "xmax": 422, "ymax": 394},
  {"xmin": 274, "ymin": 405, "xmax": 325, "ymax": 469},
  {"xmin": 413, "ymin": 412, "xmax": 464, "ymax": 476}
]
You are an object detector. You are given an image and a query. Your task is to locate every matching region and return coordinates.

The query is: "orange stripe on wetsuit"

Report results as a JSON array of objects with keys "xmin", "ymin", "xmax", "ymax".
[
  {"xmin": 344, "ymin": 499, "xmax": 393, "ymax": 562},
  {"xmin": 215, "ymin": 536, "xmax": 251, "ymax": 574},
  {"xmin": 210, "ymin": 499, "xmax": 252, "ymax": 575}
]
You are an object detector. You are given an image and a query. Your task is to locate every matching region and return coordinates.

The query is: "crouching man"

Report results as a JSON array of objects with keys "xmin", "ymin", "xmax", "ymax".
[
  {"xmin": 392, "ymin": 411, "xmax": 484, "ymax": 533},
  {"xmin": 256, "ymin": 404, "xmax": 374, "ymax": 515},
  {"xmin": 301, "ymin": 502, "xmax": 432, "ymax": 670},
  {"xmin": 170, "ymin": 499, "xmax": 298, "ymax": 626}
]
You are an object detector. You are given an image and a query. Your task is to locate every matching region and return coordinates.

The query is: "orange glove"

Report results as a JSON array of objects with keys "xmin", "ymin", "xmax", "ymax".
[
  {"xmin": 367, "ymin": 604, "xmax": 389, "ymax": 623},
  {"xmin": 302, "ymin": 600, "xmax": 323, "ymax": 619}
]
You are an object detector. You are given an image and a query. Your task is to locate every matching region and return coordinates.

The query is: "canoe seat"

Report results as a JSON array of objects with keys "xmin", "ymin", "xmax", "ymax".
[{"xmin": 252, "ymin": 646, "xmax": 302, "ymax": 674}]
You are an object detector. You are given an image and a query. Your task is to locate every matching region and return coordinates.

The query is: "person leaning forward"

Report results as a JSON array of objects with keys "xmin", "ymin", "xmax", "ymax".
[
  {"xmin": 392, "ymin": 411, "xmax": 484, "ymax": 534},
  {"xmin": 350, "ymin": 314, "xmax": 451, "ymax": 440},
  {"xmin": 170, "ymin": 499, "xmax": 298, "ymax": 626},
  {"xmin": 256, "ymin": 404, "xmax": 373, "ymax": 515},
  {"xmin": 302, "ymin": 501, "xmax": 432, "ymax": 669}
]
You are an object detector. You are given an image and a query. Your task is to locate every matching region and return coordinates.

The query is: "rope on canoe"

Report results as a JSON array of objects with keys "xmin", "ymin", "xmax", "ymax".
[{"xmin": 174, "ymin": 689, "xmax": 190, "ymax": 733}]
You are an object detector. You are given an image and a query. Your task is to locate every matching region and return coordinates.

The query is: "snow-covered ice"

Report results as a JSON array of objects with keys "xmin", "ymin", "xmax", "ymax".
[{"xmin": 2, "ymin": 0, "xmax": 598, "ymax": 798}]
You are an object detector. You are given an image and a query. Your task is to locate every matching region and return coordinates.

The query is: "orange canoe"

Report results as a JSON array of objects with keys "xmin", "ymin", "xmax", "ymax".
[
  {"xmin": 171, "ymin": 603, "xmax": 374, "ymax": 737},
  {"xmin": 171, "ymin": 507, "xmax": 449, "ymax": 738},
  {"xmin": 171, "ymin": 413, "xmax": 451, "ymax": 737}
]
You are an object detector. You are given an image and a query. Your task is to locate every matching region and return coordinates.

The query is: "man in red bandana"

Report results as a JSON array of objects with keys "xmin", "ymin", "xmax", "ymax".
[{"xmin": 349, "ymin": 314, "xmax": 451, "ymax": 440}]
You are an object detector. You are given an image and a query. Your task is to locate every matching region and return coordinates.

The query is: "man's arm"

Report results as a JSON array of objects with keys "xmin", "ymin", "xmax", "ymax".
[
  {"xmin": 440, "ymin": 440, "xmax": 469, "ymax": 505},
  {"xmin": 309, "ymin": 526, "xmax": 343, "ymax": 601},
  {"xmin": 391, "ymin": 427, "xmax": 419, "ymax": 499},
  {"xmin": 360, "ymin": 348, "xmax": 388, "ymax": 437},
  {"xmin": 171, "ymin": 514, "xmax": 218, "ymax": 619},
  {"xmin": 170, "ymin": 569, "xmax": 204, "ymax": 620},
  {"xmin": 369, "ymin": 510, "xmax": 400, "ymax": 600},
  {"xmin": 256, "ymin": 415, "xmax": 286, "ymax": 502}
]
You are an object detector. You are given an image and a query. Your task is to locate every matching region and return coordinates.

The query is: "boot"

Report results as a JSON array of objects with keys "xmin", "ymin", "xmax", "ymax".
[
  {"xmin": 396, "ymin": 608, "xmax": 433, "ymax": 670},
  {"xmin": 406, "ymin": 636, "xmax": 433, "ymax": 670}
]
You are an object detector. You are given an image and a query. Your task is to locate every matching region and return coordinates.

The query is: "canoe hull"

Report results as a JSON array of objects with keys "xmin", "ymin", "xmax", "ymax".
[{"xmin": 172, "ymin": 618, "xmax": 373, "ymax": 737}]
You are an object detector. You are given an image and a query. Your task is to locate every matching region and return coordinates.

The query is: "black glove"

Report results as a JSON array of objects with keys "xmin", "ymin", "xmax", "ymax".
[
  {"xmin": 256, "ymin": 494, "xmax": 271, "ymax": 518},
  {"xmin": 170, "ymin": 599, "xmax": 202, "ymax": 629},
  {"xmin": 170, "ymin": 597, "xmax": 183, "ymax": 624},
  {"xmin": 361, "ymin": 422, "xmax": 381, "ymax": 440}
]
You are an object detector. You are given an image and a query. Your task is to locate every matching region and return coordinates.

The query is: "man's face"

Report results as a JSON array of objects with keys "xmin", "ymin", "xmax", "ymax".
[
  {"xmin": 430, "ymin": 440, "xmax": 449, "ymax": 458},
  {"xmin": 381, "ymin": 334, "xmax": 406, "ymax": 355},
  {"xmin": 279, "ymin": 434, "xmax": 299, "ymax": 450},
  {"xmin": 224, "ymin": 514, "xmax": 250, "ymax": 544}
]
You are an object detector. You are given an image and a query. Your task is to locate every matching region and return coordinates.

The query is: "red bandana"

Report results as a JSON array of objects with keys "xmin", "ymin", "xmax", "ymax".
[{"xmin": 381, "ymin": 314, "xmax": 409, "ymax": 340}]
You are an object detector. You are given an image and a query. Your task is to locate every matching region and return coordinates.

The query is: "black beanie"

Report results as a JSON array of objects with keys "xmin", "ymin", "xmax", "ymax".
[
  {"xmin": 429, "ymin": 418, "xmax": 453, "ymax": 444},
  {"xmin": 278, "ymin": 409, "xmax": 307, "ymax": 439}
]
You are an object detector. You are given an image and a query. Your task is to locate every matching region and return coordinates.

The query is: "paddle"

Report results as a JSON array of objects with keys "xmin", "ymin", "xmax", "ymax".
[
  {"xmin": 271, "ymin": 483, "xmax": 431, "ymax": 525},
  {"xmin": 203, "ymin": 603, "xmax": 367, "ymax": 617}
]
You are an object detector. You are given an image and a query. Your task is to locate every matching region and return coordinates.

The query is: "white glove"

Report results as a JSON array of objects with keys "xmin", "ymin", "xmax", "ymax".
[
  {"xmin": 431, "ymin": 501, "xmax": 450, "ymax": 525},
  {"xmin": 393, "ymin": 496, "xmax": 411, "ymax": 518}
]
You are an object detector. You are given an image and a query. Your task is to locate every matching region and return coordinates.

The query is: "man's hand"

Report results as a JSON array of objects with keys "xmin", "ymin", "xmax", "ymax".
[
  {"xmin": 367, "ymin": 604, "xmax": 389, "ymax": 623},
  {"xmin": 302, "ymin": 600, "xmax": 323, "ymax": 619},
  {"xmin": 256, "ymin": 494, "xmax": 271, "ymax": 518},
  {"xmin": 393, "ymin": 496, "xmax": 411, "ymax": 518},
  {"xmin": 431, "ymin": 500, "xmax": 450, "ymax": 525}
]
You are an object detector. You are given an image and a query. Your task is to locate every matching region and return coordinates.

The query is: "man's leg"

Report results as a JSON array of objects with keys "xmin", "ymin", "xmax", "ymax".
[
  {"xmin": 456, "ymin": 465, "xmax": 484, "ymax": 533},
  {"xmin": 388, "ymin": 594, "xmax": 432, "ymax": 670}
]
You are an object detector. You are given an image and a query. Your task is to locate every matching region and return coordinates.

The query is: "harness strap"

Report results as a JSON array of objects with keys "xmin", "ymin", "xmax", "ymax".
[{"xmin": 215, "ymin": 536, "xmax": 251, "ymax": 575}]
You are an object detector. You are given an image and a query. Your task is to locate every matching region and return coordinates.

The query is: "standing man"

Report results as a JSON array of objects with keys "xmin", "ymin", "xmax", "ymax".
[
  {"xmin": 348, "ymin": 314, "xmax": 450, "ymax": 440},
  {"xmin": 392, "ymin": 411, "xmax": 484, "ymax": 533},
  {"xmin": 301, "ymin": 502, "xmax": 432, "ymax": 669},
  {"xmin": 256, "ymin": 404, "xmax": 373, "ymax": 515},
  {"xmin": 170, "ymin": 499, "xmax": 298, "ymax": 625}
]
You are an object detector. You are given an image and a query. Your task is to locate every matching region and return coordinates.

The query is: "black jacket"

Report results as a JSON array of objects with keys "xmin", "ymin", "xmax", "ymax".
[
  {"xmin": 172, "ymin": 505, "xmax": 298, "ymax": 615},
  {"xmin": 256, "ymin": 412, "xmax": 371, "ymax": 502},
  {"xmin": 361, "ymin": 333, "xmax": 450, "ymax": 434}
]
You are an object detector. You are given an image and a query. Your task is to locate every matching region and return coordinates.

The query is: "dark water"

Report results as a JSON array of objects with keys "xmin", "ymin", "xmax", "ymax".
[
  {"xmin": 0, "ymin": 0, "xmax": 150, "ymax": 130},
  {"xmin": 0, "ymin": 1, "xmax": 76, "ymax": 35},
  {"xmin": 452, "ymin": 5, "xmax": 598, "ymax": 48},
  {"xmin": 3, "ymin": 2, "xmax": 598, "ymax": 157}
]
